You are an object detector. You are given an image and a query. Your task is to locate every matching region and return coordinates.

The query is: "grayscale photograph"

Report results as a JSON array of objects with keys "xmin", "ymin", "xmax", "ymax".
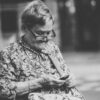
[{"xmin": 0, "ymin": 0, "xmax": 100, "ymax": 100}]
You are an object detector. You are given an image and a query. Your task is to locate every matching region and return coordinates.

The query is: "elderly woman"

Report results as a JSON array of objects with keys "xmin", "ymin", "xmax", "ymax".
[{"xmin": 0, "ymin": 0, "xmax": 85, "ymax": 100}]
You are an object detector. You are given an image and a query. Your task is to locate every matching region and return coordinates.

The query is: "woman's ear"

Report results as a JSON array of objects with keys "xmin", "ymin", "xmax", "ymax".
[{"xmin": 21, "ymin": 25, "xmax": 29, "ymax": 36}]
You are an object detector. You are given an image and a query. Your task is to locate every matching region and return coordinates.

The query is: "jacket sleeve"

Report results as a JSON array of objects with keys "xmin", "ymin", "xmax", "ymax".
[{"xmin": 0, "ymin": 51, "xmax": 17, "ymax": 99}]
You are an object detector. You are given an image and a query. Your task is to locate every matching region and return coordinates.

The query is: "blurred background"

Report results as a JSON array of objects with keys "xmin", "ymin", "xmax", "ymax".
[{"xmin": 0, "ymin": 0, "xmax": 100, "ymax": 100}]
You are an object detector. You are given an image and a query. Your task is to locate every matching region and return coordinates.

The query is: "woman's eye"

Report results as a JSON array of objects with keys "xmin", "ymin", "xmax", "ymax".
[
  {"xmin": 47, "ymin": 32, "xmax": 50, "ymax": 35},
  {"xmin": 36, "ymin": 31, "xmax": 50, "ymax": 35},
  {"xmin": 37, "ymin": 32, "xmax": 42, "ymax": 35}
]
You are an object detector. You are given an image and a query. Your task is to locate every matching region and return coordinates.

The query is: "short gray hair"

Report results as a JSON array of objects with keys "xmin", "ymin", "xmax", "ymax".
[{"xmin": 21, "ymin": 0, "xmax": 54, "ymax": 31}]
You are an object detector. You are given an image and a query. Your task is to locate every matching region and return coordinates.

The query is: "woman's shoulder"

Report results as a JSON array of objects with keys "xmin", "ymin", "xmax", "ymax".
[{"xmin": 0, "ymin": 41, "xmax": 20, "ymax": 56}]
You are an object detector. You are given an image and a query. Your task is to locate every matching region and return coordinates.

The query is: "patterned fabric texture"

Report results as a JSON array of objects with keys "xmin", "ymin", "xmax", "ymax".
[{"xmin": 0, "ymin": 37, "xmax": 85, "ymax": 100}]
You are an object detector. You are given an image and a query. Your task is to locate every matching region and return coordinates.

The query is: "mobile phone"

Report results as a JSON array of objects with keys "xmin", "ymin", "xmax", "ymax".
[{"xmin": 60, "ymin": 75, "xmax": 69, "ymax": 80}]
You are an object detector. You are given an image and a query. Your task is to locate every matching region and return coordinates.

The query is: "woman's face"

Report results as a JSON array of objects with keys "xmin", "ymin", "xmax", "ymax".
[{"xmin": 29, "ymin": 18, "xmax": 55, "ymax": 43}]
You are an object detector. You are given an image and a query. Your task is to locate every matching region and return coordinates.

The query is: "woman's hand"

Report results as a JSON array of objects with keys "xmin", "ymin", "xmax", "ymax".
[
  {"xmin": 60, "ymin": 74, "xmax": 76, "ymax": 88},
  {"xmin": 41, "ymin": 75, "xmax": 66, "ymax": 87}
]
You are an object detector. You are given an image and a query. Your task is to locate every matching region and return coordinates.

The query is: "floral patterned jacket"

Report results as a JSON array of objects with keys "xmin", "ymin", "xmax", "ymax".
[{"xmin": 0, "ymin": 37, "xmax": 85, "ymax": 100}]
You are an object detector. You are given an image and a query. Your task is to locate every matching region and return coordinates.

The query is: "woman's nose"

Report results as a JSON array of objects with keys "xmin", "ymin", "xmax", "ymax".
[
  {"xmin": 44, "ymin": 32, "xmax": 48, "ymax": 36},
  {"xmin": 43, "ymin": 37, "xmax": 48, "ymax": 42}
]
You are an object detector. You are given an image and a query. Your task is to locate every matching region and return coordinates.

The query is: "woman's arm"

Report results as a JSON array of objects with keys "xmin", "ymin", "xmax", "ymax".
[
  {"xmin": 0, "ymin": 51, "xmax": 44, "ymax": 99},
  {"xmin": 41, "ymin": 41, "xmax": 76, "ymax": 88},
  {"xmin": 0, "ymin": 77, "xmax": 43, "ymax": 99},
  {"xmin": 52, "ymin": 43, "xmax": 76, "ymax": 88},
  {"xmin": 14, "ymin": 78, "xmax": 44, "ymax": 95},
  {"xmin": 0, "ymin": 49, "xmax": 66, "ymax": 99}
]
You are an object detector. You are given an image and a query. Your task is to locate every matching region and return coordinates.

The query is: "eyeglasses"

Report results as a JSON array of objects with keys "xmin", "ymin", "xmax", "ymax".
[{"xmin": 29, "ymin": 28, "xmax": 56, "ymax": 39}]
